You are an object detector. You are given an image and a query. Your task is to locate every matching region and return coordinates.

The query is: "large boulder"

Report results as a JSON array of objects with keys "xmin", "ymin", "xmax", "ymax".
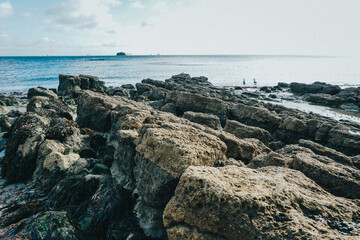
[
  {"xmin": 77, "ymin": 91, "xmax": 120, "ymax": 132},
  {"xmin": 1, "ymin": 113, "xmax": 49, "ymax": 183},
  {"xmin": 58, "ymin": 74, "xmax": 105, "ymax": 96},
  {"xmin": 164, "ymin": 166, "xmax": 360, "ymax": 239}
]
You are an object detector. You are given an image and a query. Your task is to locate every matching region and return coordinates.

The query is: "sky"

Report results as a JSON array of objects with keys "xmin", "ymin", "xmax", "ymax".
[{"xmin": 0, "ymin": 0, "xmax": 360, "ymax": 56}]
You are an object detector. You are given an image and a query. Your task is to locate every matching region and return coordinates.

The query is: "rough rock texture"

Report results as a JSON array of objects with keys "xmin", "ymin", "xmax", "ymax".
[
  {"xmin": 183, "ymin": 111, "xmax": 222, "ymax": 130},
  {"xmin": 290, "ymin": 82, "xmax": 341, "ymax": 95},
  {"xmin": 164, "ymin": 166, "xmax": 360, "ymax": 240},
  {"xmin": 27, "ymin": 87, "xmax": 58, "ymax": 99},
  {"xmin": 58, "ymin": 74, "xmax": 106, "ymax": 96},
  {"xmin": 224, "ymin": 120, "xmax": 271, "ymax": 144},
  {"xmin": 1, "ymin": 73, "xmax": 360, "ymax": 240}
]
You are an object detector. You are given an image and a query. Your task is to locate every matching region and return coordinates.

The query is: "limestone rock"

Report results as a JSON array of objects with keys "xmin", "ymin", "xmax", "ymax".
[
  {"xmin": 224, "ymin": 120, "xmax": 271, "ymax": 144},
  {"xmin": 27, "ymin": 87, "xmax": 58, "ymax": 99},
  {"xmin": 43, "ymin": 152, "xmax": 80, "ymax": 172},
  {"xmin": 280, "ymin": 116, "xmax": 307, "ymax": 133},
  {"xmin": 183, "ymin": 111, "xmax": 221, "ymax": 130},
  {"xmin": 164, "ymin": 166, "xmax": 360, "ymax": 239},
  {"xmin": 290, "ymin": 82, "xmax": 341, "ymax": 95},
  {"xmin": 299, "ymin": 139, "xmax": 353, "ymax": 166}
]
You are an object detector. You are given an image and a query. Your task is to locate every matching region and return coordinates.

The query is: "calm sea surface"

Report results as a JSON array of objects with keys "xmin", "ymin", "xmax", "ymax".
[{"xmin": 0, "ymin": 55, "xmax": 359, "ymax": 92}]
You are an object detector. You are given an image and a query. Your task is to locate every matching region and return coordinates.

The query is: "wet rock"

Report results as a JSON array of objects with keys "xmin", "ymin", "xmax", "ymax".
[
  {"xmin": 1, "ymin": 112, "xmax": 49, "ymax": 183},
  {"xmin": 164, "ymin": 166, "xmax": 360, "ymax": 239},
  {"xmin": 77, "ymin": 91, "xmax": 119, "ymax": 132},
  {"xmin": 0, "ymin": 211, "xmax": 83, "ymax": 240},
  {"xmin": 43, "ymin": 152, "xmax": 80, "ymax": 172},
  {"xmin": 327, "ymin": 125, "xmax": 360, "ymax": 155},
  {"xmin": 0, "ymin": 94, "xmax": 18, "ymax": 106},
  {"xmin": 183, "ymin": 111, "xmax": 222, "ymax": 130},
  {"xmin": 0, "ymin": 106, "xmax": 9, "ymax": 114},
  {"xmin": 277, "ymin": 82, "xmax": 289, "ymax": 88},
  {"xmin": 27, "ymin": 96, "xmax": 75, "ymax": 120},
  {"xmin": 142, "ymin": 78, "xmax": 165, "ymax": 88},
  {"xmin": 224, "ymin": 120, "xmax": 271, "ymax": 145},
  {"xmin": 121, "ymin": 84, "xmax": 136, "ymax": 89},
  {"xmin": 303, "ymin": 93, "xmax": 339, "ymax": 106},
  {"xmin": 27, "ymin": 87, "xmax": 58, "ymax": 99},
  {"xmin": 290, "ymin": 82, "xmax": 341, "ymax": 95},
  {"xmin": 0, "ymin": 114, "xmax": 11, "ymax": 133},
  {"xmin": 58, "ymin": 74, "xmax": 105, "ymax": 97}
]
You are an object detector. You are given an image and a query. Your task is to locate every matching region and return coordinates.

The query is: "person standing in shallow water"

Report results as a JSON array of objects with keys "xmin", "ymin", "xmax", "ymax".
[{"xmin": 243, "ymin": 79, "xmax": 246, "ymax": 85}]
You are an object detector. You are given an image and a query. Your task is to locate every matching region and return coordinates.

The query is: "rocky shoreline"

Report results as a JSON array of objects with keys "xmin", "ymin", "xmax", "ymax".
[{"xmin": 0, "ymin": 74, "xmax": 359, "ymax": 239}]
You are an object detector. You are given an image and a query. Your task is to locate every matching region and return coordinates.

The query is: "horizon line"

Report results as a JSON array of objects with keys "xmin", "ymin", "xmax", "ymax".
[{"xmin": 0, "ymin": 54, "xmax": 339, "ymax": 58}]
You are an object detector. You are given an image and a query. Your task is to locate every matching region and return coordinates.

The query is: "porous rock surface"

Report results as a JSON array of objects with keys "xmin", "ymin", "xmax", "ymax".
[{"xmin": 0, "ymin": 73, "xmax": 359, "ymax": 240}]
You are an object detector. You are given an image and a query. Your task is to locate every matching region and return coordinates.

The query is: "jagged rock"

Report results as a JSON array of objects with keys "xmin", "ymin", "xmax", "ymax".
[
  {"xmin": 183, "ymin": 111, "xmax": 221, "ymax": 130},
  {"xmin": 0, "ymin": 114, "xmax": 11, "ymax": 132},
  {"xmin": 43, "ymin": 152, "xmax": 80, "ymax": 172},
  {"xmin": 230, "ymin": 103, "xmax": 281, "ymax": 130},
  {"xmin": 213, "ymin": 131, "xmax": 271, "ymax": 164},
  {"xmin": 279, "ymin": 116, "xmax": 307, "ymax": 133},
  {"xmin": 164, "ymin": 166, "xmax": 360, "ymax": 239},
  {"xmin": 0, "ymin": 211, "xmax": 83, "ymax": 239},
  {"xmin": 166, "ymin": 91, "xmax": 230, "ymax": 116},
  {"xmin": 290, "ymin": 152, "xmax": 360, "ymax": 199},
  {"xmin": 121, "ymin": 84, "xmax": 136, "ymax": 89},
  {"xmin": 224, "ymin": 120, "xmax": 271, "ymax": 144},
  {"xmin": 303, "ymin": 93, "xmax": 339, "ymax": 106},
  {"xmin": 0, "ymin": 94, "xmax": 18, "ymax": 106},
  {"xmin": 248, "ymin": 152, "xmax": 291, "ymax": 168},
  {"xmin": 27, "ymin": 87, "xmax": 58, "ymax": 99},
  {"xmin": 27, "ymin": 96, "xmax": 75, "ymax": 120},
  {"xmin": 0, "ymin": 106, "xmax": 9, "ymax": 114},
  {"xmin": 58, "ymin": 74, "xmax": 105, "ymax": 97},
  {"xmin": 277, "ymin": 82, "xmax": 289, "ymax": 88},
  {"xmin": 142, "ymin": 79, "xmax": 165, "ymax": 88},
  {"xmin": 328, "ymin": 125, "xmax": 360, "ymax": 155},
  {"xmin": 77, "ymin": 91, "xmax": 120, "ymax": 132},
  {"xmin": 298, "ymin": 139, "xmax": 353, "ymax": 166},
  {"xmin": 290, "ymin": 82, "xmax": 341, "ymax": 95},
  {"xmin": 1, "ymin": 112, "xmax": 49, "ymax": 183}
]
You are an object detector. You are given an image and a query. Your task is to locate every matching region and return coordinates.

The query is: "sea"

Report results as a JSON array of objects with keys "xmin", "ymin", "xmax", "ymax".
[{"xmin": 0, "ymin": 55, "xmax": 359, "ymax": 92}]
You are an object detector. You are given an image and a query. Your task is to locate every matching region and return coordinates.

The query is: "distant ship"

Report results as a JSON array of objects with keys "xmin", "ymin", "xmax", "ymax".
[{"xmin": 116, "ymin": 52, "xmax": 126, "ymax": 56}]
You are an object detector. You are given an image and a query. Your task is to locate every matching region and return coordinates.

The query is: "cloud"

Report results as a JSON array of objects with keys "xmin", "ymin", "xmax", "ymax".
[
  {"xmin": 21, "ymin": 12, "xmax": 34, "ymax": 17},
  {"xmin": 0, "ymin": 0, "xmax": 13, "ymax": 19},
  {"xmin": 131, "ymin": 1, "xmax": 145, "ymax": 9},
  {"xmin": 46, "ymin": 0, "xmax": 120, "ymax": 32},
  {"xmin": 151, "ymin": 1, "xmax": 168, "ymax": 12}
]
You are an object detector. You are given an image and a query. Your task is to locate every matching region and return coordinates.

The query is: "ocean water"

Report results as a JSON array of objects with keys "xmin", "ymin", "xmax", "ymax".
[{"xmin": 0, "ymin": 55, "xmax": 359, "ymax": 92}]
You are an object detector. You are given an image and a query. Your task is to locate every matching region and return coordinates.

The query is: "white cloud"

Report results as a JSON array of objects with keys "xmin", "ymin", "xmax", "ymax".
[
  {"xmin": 22, "ymin": 12, "xmax": 34, "ymax": 17},
  {"xmin": 0, "ymin": 0, "xmax": 13, "ymax": 19},
  {"xmin": 46, "ymin": 0, "xmax": 121, "ymax": 32},
  {"xmin": 131, "ymin": 1, "xmax": 145, "ymax": 9},
  {"xmin": 151, "ymin": 1, "xmax": 168, "ymax": 12}
]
